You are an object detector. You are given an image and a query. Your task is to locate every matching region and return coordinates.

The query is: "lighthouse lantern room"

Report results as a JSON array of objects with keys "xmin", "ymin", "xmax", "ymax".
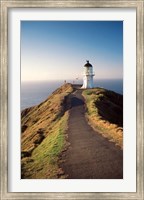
[{"xmin": 82, "ymin": 60, "xmax": 95, "ymax": 89}]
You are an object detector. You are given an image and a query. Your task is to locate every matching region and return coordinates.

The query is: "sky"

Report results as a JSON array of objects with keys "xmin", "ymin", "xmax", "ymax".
[{"xmin": 21, "ymin": 21, "xmax": 123, "ymax": 82}]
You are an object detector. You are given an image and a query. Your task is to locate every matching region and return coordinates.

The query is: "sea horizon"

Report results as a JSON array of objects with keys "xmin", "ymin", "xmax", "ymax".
[{"xmin": 21, "ymin": 79, "xmax": 123, "ymax": 110}]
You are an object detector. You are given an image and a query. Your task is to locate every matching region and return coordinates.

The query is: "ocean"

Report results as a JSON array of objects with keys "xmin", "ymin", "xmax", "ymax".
[{"xmin": 21, "ymin": 79, "xmax": 123, "ymax": 110}]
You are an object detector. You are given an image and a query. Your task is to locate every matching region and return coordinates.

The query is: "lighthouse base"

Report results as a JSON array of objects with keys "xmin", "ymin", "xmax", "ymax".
[
  {"xmin": 81, "ymin": 84, "xmax": 94, "ymax": 89},
  {"xmin": 81, "ymin": 77, "xmax": 94, "ymax": 89}
]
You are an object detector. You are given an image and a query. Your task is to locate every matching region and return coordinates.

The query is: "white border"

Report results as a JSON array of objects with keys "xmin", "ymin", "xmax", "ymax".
[{"xmin": 8, "ymin": 8, "xmax": 136, "ymax": 192}]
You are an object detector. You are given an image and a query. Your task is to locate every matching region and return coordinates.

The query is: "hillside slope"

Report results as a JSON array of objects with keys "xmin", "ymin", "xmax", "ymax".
[
  {"xmin": 83, "ymin": 88, "xmax": 123, "ymax": 148},
  {"xmin": 21, "ymin": 83, "xmax": 73, "ymax": 178},
  {"xmin": 21, "ymin": 84, "xmax": 123, "ymax": 179}
]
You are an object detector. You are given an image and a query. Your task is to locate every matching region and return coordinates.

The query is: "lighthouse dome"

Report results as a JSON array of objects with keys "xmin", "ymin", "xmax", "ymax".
[{"xmin": 84, "ymin": 60, "xmax": 92, "ymax": 67}]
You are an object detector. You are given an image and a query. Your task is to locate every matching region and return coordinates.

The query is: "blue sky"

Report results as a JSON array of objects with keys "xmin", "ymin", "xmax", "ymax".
[{"xmin": 21, "ymin": 21, "xmax": 123, "ymax": 81}]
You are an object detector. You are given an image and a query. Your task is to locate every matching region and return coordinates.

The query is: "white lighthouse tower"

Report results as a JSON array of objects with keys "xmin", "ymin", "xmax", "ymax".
[{"xmin": 82, "ymin": 60, "xmax": 95, "ymax": 88}]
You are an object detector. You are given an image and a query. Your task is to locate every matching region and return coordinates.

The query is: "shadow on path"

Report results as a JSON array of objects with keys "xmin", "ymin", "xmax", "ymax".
[{"xmin": 71, "ymin": 96, "xmax": 84, "ymax": 107}]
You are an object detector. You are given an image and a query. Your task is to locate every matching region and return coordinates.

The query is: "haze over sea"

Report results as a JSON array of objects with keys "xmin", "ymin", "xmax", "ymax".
[{"xmin": 21, "ymin": 79, "xmax": 123, "ymax": 110}]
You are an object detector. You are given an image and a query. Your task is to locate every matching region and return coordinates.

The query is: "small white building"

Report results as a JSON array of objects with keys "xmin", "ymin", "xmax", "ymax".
[{"xmin": 82, "ymin": 60, "xmax": 95, "ymax": 88}]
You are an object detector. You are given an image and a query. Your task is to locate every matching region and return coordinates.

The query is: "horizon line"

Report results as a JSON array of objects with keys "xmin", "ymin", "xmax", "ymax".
[{"xmin": 21, "ymin": 78, "xmax": 123, "ymax": 82}]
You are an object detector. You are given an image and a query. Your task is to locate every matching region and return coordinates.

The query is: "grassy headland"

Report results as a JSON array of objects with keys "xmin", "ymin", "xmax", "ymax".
[
  {"xmin": 21, "ymin": 83, "xmax": 73, "ymax": 178},
  {"xmin": 21, "ymin": 84, "xmax": 123, "ymax": 179},
  {"xmin": 82, "ymin": 88, "xmax": 123, "ymax": 149}
]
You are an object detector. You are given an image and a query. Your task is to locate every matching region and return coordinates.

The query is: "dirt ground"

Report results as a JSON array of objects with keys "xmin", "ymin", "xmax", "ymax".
[{"xmin": 60, "ymin": 89, "xmax": 123, "ymax": 179}]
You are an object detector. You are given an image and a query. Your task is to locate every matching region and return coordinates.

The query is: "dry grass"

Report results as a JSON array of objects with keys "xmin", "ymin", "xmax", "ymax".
[
  {"xmin": 82, "ymin": 88, "xmax": 123, "ymax": 149},
  {"xmin": 21, "ymin": 83, "xmax": 73, "ymax": 178}
]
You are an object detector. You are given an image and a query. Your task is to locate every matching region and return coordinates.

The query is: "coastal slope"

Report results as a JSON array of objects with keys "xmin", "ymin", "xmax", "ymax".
[
  {"xmin": 83, "ymin": 88, "xmax": 123, "ymax": 148},
  {"xmin": 21, "ymin": 84, "xmax": 123, "ymax": 179},
  {"xmin": 21, "ymin": 83, "xmax": 73, "ymax": 178}
]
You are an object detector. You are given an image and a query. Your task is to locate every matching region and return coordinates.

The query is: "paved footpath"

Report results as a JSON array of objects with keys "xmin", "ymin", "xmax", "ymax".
[{"xmin": 60, "ymin": 89, "xmax": 123, "ymax": 179}]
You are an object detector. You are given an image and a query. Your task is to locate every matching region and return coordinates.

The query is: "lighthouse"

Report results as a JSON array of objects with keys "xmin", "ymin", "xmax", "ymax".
[{"xmin": 82, "ymin": 60, "xmax": 95, "ymax": 88}]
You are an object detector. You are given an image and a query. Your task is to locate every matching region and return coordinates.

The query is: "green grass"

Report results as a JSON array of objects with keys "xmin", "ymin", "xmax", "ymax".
[
  {"xmin": 21, "ymin": 111, "xmax": 69, "ymax": 179},
  {"xmin": 21, "ymin": 83, "xmax": 74, "ymax": 179}
]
